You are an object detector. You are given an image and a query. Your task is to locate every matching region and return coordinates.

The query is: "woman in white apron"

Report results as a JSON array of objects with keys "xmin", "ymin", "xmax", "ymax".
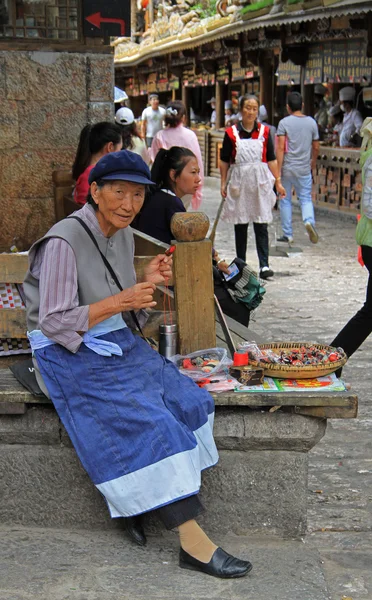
[{"xmin": 220, "ymin": 95, "xmax": 285, "ymax": 279}]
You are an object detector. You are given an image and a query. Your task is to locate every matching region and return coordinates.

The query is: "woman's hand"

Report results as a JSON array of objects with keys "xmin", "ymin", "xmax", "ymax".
[
  {"xmin": 143, "ymin": 254, "xmax": 173, "ymax": 285},
  {"xmin": 115, "ymin": 282, "xmax": 157, "ymax": 311},
  {"xmin": 221, "ymin": 182, "xmax": 227, "ymax": 198},
  {"xmin": 275, "ymin": 181, "xmax": 286, "ymax": 199},
  {"xmin": 216, "ymin": 260, "xmax": 230, "ymax": 274}
]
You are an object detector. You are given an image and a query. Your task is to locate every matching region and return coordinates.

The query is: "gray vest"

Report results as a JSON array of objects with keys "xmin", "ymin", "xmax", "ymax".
[{"xmin": 24, "ymin": 206, "xmax": 136, "ymax": 334}]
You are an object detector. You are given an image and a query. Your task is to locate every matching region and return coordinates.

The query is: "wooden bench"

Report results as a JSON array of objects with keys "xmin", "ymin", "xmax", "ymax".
[{"xmin": 0, "ymin": 176, "xmax": 358, "ymax": 538}]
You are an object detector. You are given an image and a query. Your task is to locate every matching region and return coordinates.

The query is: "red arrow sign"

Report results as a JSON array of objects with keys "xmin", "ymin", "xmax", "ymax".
[{"xmin": 85, "ymin": 12, "xmax": 125, "ymax": 36}]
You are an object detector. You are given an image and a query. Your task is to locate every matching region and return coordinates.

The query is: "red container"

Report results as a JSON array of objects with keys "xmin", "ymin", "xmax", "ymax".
[{"xmin": 233, "ymin": 351, "xmax": 249, "ymax": 366}]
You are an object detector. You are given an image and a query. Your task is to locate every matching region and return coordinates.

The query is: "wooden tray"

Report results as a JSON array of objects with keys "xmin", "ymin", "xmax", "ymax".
[{"xmin": 249, "ymin": 342, "xmax": 347, "ymax": 379}]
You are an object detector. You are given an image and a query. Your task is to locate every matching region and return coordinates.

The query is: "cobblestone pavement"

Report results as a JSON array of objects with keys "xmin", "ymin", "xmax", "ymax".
[{"xmin": 202, "ymin": 177, "xmax": 372, "ymax": 600}]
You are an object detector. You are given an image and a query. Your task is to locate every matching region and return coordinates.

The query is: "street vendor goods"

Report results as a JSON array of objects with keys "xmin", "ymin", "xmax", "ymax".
[
  {"xmin": 239, "ymin": 342, "xmax": 347, "ymax": 379},
  {"xmin": 229, "ymin": 365, "xmax": 264, "ymax": 386},
  {"xmin": 171, "ymin": 348, "xmax": 232, "ymax": 380}
]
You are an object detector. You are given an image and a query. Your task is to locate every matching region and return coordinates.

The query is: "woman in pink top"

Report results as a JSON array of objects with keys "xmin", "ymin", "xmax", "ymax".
[
  {"xmin": 150, "ymin": 101, "xmax": 204, "ymax": 210},
  {"xmin": 72, "ymin": 122, "xmax": 123, "ymax": 205}
]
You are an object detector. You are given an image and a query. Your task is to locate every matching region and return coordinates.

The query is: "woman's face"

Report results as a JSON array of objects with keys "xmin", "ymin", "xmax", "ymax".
[
  {"xmin": 91, "ymin": 180, "xmax": 146, "ymax": 237},
  {"xmin": 241, "ymin": 99, "xmax": 259, "ymax": 125},
  {"xmin": 171, "ymin": 157, "xmax": 201, "ymax": 198}
]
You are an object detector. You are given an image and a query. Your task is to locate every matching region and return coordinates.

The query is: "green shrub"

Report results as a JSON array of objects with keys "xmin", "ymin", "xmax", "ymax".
[
  {"xmin": 241, "ymin": 0, "xmax": 274, "ymax": 14},
  {"xmin": 193, "ymin": 0, "xmax": 218, "ymax": 19}
]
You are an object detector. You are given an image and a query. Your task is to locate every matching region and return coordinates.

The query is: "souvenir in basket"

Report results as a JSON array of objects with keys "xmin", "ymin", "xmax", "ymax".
[{"xmin": 243, "ymin": 342, "xmax": 347, "ymax": 379}]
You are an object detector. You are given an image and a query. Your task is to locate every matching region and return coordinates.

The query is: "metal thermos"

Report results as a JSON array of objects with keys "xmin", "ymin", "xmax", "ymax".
[{"xmin": 158, "ymin": 323, "xmax": 178, "ymax": 359}]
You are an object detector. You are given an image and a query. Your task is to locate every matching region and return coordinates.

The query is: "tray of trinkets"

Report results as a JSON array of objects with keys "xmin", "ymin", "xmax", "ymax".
[{"xmin": 245, "ymin": 342, "xmax": 347, "ymax": 379}]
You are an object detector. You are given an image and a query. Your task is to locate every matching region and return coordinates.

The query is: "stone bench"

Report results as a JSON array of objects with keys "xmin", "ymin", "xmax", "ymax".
[
  {"xmin": 0, "ymin": 230, "xmax": 358, "ymax": 539},
  {"xmin": 0, "ymin": 368, "xmax": 357, "ymax": 537}
]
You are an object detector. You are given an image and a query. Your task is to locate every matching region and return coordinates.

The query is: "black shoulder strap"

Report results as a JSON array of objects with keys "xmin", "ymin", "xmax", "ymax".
[{"xmin": 68, "ymin": 215, "xmax": 145, "ymax": 336}]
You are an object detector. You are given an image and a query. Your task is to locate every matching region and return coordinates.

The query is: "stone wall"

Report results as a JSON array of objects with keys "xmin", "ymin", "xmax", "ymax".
[{"xmin": 0, "ymin": 50, "xmax": 114, "ymax": 251}]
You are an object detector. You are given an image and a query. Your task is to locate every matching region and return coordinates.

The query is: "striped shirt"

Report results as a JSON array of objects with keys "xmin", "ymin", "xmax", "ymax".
[{"xmin": 30, "ymin": 206, "xmax": 106, "ymax": 352}]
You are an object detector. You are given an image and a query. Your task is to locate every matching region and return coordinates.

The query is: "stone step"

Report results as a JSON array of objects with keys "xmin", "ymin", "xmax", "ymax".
[{"xmin": 0, "ymin": 527, "xmax": 331, "ymax": 600}]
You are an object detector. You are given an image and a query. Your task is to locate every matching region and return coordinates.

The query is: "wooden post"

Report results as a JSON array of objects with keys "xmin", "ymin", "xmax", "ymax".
[
  {"xmin": 173, "ymin": 239, "xmax": 216, "ymax": 354},
  {"xmin": 259, "ymin": 51, "xmax": 274, "ymax": 123},
  {"xmin": 182, "ymin": 85, "xmax": 190, "ymax": 126},
  {"xmin": 130, "ymin": 0, "xmax": 137, "ymax": 40},
  {"xmin": 215, "ymin": 81, "xmax": 223, "ymax": 129}
]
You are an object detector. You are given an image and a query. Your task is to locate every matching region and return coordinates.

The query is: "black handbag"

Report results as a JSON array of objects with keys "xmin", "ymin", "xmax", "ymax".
[
  {"xmin": 223, "ymin": 258, "xmax": 266, "ymax": 311},
  {"xmin": 9, "ymin": 358, "xmax": 46, "ymax": 398}
]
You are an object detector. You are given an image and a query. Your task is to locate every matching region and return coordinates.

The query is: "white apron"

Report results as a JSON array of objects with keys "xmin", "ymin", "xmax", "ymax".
[{"xmin": 222, "ymin": 124, "xmax": 276, "ymax": 224}]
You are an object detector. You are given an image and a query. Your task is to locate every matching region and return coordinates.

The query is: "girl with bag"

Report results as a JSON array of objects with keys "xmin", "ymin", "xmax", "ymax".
[{"xmin": 135, "ymin": 146, "xmax": 252, "ymax": 327}]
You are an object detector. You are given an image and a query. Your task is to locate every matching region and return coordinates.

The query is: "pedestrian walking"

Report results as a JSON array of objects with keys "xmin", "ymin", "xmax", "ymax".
[
  {"xmin": 276, "ymin": 91, "xmax": 320, "ymax": 244},
  {"xmin": 150, "ymin": 100, "xmax": 204, "ymax": 210},
  {"xmin": 141, "ymin": 93, "xmax": 166, "ymax": 149},
  {"xmin": 72, "ymin": 122, "xmax": 123, "ymax": 205},
  {"xmin": 330, "ymin": 118, "xmax": 372, "ymax": 360},
  {"xmin": 115, "ymin": 107, "xmax": 150, "ymax": 165},
  {"xmin": 24, "ymin": 150, "xmax": 252, "ymax": 580},
  {"xmin": 258, "ymin": 105, "xmax": 276, "ymax": 145},
  {"xmin": 219, "ymin": 94, "xmax": 285, "ymax": 279}
]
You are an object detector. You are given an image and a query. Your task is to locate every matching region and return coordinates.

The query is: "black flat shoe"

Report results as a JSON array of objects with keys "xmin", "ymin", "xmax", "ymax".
[
  {"xmin": 125, "ymin": 516, "xmax": 147, "ymax": 547},
  {"xmin": 179, "ymin": 547, "xmax": 252, "ymax": 578}
]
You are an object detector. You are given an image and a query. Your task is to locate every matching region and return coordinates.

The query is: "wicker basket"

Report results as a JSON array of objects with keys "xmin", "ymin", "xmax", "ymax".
[{"xmin": 249, "ymin": 342, "xmax": 347, "ymax": 379}]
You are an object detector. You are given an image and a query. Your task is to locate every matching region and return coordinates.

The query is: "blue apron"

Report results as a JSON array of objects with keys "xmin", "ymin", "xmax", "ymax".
[{"xmin": 30, "ymin": 326, "xmax": 218, "ymax": 518}]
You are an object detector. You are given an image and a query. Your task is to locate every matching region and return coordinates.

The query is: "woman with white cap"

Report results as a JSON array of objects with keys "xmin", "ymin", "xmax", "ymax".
[
  {"xmin": 115, "ymin": 107, "xmax": 150, "ymax": 165},
  {"xmin": 338, "ymin": 86, "xmax": 363, "ymax": 147},
  {"xmin": 23, "ymin": 149, "xmax": 252, "ymax": 579}
]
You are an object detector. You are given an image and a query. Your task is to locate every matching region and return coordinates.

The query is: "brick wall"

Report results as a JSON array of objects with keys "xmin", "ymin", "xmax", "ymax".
[{"xmin": 0, "ymin": 50, "xmax": 114, "ymax": 251}]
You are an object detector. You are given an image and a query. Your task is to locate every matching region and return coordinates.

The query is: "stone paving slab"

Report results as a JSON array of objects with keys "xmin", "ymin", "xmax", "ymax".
[
  {"xmin": 0, "ymin": 528, "xmax": 330, "ymax": 600},
  {"xmin": 202, "ymin": 177, "xmax": 372, "ymax": 600}
]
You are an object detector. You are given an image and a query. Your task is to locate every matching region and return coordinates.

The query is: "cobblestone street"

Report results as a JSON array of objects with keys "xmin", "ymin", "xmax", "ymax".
[{"xmin": 203, "ymin": 177, "xmax": 372, "ymax": 600}]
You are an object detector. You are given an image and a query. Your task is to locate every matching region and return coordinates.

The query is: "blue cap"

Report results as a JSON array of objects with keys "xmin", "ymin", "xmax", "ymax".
[{"xmin": 88, "ymin": 150, "xmax": 155, "ymax": 186}]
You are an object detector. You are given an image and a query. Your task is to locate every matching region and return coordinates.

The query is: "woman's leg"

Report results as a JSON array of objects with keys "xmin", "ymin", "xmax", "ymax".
[
  {"xmin": 234, "ymin": 223, "xmax": 249, "ymax": 261},
  {"xmin": 279, "ymin": 175, "xmax": 294, "ymax": 239},
  {"xmin": 253, "ymin": 222, "xmax": 269, "ymax": 269},
  {"xmin": 331, "ymin": 246, "xmax": 372, "ymax": 358},
  {"xmin": 155, "ymin": 496, "xmax": 252, "ymax": 577}
]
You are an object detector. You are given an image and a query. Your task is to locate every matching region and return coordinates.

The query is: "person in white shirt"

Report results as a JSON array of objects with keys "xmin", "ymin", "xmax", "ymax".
[
  {"xmin": 207, "ymin": 97, "xmax": 216, "ymax": 128},
  {"xmin": 338, "ymin": 86, "xmax": 363, "ymax": 148},
  {"xmin": 141, "ymin": 94, "xmax": 166, "ymax": 148}
]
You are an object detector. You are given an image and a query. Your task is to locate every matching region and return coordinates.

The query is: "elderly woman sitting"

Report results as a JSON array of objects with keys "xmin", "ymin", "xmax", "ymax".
[{"xmin": 23, "ymin": 150, "xmax": 251, "ymax": 579}]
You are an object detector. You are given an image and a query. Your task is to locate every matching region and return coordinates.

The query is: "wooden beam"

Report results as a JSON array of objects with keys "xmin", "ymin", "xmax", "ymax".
[
  {"xmin": 0, "ymin": 366, "xmax": 359, "ymax": 421},
  {"xmin": 215, "ymin": 81, "xmax": 223, "ymax": 129},
  {"xmin": 0, "ymin": 309, "xmax": 27, "ymax": 338},
  {"xmin": 0, "ymin": 254, "xmax": 28, "ymax": 283},
  {"xmin": 173, "ymin": 239, "xmax": 216, "ymax": 354},
  {"xmin": 133, "ymin": 229, "xmax": 168, "ymax": 256},
  {"xmin": 213, "ymin": 391, "xmax": 358, "ymax": 409}
]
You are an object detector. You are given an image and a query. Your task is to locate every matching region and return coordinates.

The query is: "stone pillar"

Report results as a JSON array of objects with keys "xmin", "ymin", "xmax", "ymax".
[{"xmin": 0, "ymin": 50, "xmax": 114, "ymax": 251}]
